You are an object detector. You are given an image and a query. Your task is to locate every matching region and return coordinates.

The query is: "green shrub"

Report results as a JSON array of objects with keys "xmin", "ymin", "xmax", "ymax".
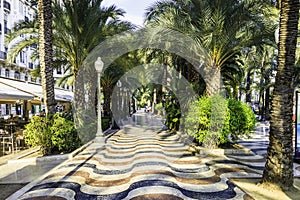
[
  {"xmin": 101, "ymin": 116, "xmax": 111, "ymax": 131},
  {"xmin": 25, "ymin": 113, "xmax": 82, "ymax": 155},
  {"xmin": 24, "ymin": 116, "xmax": 53, "ymax": 155},
  {"xmin": 51, "ymin": 114, "xmax": 81, "ymax": 153},
  {"xmin": 185, "ymin": 95, "xmax": 256, "ymax": 148},
  {"xmin": 227, "ymin": 99, "xmax": 256, "ymax": 141},
  {"xmin": 155, "ymin": 102, "xmax": 164, "ymax": 115},
  {"xmin": 165, "ymin": 99, "xmax": 181, "ymax": 131}
]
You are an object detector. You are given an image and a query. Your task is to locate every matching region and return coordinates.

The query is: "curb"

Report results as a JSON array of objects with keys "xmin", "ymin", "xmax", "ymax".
[
  {"xmin": 177, "ymin": 132, "xmax": 255, "ymax": 156},
  {"xmin": 194, "ymin": 146, "xmax": 253, "ymax": 155},
  {"xmin": 6, "ymin": 129, "xmax": 117, "ymax": 200},
  {"xmin": 7, "ymin": 140, "xmax": 94, "ymax": 164},
  {"xmin": 7, "ymin": 128, "xmax": 118, "ymax": 165}
]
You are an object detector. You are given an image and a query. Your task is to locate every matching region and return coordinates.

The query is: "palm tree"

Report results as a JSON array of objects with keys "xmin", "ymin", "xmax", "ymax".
[
  {"xmin": 261, "ymin": 0, "xmax": 300, "ymax": 191},
  {"xmin": 145, "ymin": 0, "xmax": 276, "ymax": 96},
  {"xmin": 52, "ymin": 0, "xmax": 133, "ymax": 111},
  {"xmin": 38, "ymin": 0, "xmax": 56, "ymax": 115},
  {"xmin": 7, "ymin": 0, "xmax": 133, "ymax": 119}
]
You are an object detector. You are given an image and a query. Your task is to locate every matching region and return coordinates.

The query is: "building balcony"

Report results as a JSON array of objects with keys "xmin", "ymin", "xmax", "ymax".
[{"xmin": 3, "ymin": 1, "xmax": 11, "ymax": 12}]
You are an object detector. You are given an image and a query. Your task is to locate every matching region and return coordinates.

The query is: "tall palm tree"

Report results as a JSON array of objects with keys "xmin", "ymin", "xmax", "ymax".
[
  {"xmin": 53, "ymin": 0, "xmax": 133, "ymax": 110},
  {"xmin": 261, "ymin": 0, "xmax": 299, "ymax": 191},
  {"xmin": 7, "ymin": 0, "xmax": 133, "ymax": 119},
  {"xmin": 145, "ymin": 0, "xmax": 276, "ymax": 96},
  {"xmin": 38, "ymin": 0, "xmax": 56, "ymax": 115}
]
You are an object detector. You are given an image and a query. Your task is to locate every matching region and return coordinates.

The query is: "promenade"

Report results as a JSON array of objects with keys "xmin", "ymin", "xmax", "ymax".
[{"xmin": 5, "ymin": 112, "xmax": 300, "ymax": 199}]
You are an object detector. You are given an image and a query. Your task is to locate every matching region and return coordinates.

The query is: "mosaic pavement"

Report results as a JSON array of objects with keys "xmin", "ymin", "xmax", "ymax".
[{"xmin": 8, "ymin": 116, "xmax": 300, "ymax": 199}]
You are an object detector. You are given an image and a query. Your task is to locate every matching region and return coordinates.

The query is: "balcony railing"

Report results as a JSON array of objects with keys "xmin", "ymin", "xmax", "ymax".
[
  {"xmin": 0, "ymin": 51, "xmax": 7, "ymax": 60},
  {"xmin": 3, "ymin": 1, "xmax": 11, "ymax": 12}
]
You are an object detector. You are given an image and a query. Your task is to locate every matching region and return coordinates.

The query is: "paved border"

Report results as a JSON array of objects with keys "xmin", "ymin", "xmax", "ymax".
[
  {"xmin": 178, "ymin": 132, "xmax": 254, "ymax": 156},
  {"xmin": 6, "ymin": 141, "xmax": 94, "ymax": 200},
  {"xmin": 6, "ymin": 128, "xmax": 119, "ymax": 200},
  {"xmin": 7, "ymin": 140, "xmax": 93, "ymax": 164}
]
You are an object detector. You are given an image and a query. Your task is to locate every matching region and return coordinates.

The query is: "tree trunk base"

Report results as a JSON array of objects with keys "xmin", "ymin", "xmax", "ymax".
[{"xmin": 258, "ymin": 180, "xmax": 297, "ymax": 192}]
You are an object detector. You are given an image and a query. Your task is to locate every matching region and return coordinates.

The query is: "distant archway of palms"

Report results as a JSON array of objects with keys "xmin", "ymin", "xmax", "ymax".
[
  {"xmin": 84, "ymin": 27, "xmax": 215, "ymax": 88},
  {"xmin": 79, "ymin": 27, "xmax": 226, "ymax": 141},
  {"xmin": 111, "ymin": 63, "xmax": 198, "ymax": 128}
]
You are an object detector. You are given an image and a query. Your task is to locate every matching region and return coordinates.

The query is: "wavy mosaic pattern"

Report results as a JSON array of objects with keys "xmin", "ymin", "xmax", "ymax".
[
  {"xmin": 17, "ymin": 116, "xmax": 293, "ymax": 200},
  {"xmin": 235, "ymin": 122, "xmax": 300, "ymax": 177}
]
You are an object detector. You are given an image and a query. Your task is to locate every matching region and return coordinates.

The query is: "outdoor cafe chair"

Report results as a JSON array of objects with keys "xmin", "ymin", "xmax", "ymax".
[{"xmin": 1, "ymin": 132, "xmax": 18, "ymax": 155}]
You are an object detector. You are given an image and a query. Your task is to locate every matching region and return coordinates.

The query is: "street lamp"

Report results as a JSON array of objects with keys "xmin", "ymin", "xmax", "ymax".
[{"xmin": 95, "ymin": 57, "xmax": 104, "ymax": 143}]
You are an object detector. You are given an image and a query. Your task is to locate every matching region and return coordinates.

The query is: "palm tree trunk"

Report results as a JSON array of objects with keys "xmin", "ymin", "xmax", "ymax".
[
  {"xmin": 245, "ymin": 71, "xmax": 252, "ymax": 102},
  {"xmin": 261, "ymin": 0, "xmax": 299, "ymax": 191},
  {"xmin": 204, "ymin": 66, "xmax": 221, "ymax": 96},
  {"xmin": 103, "ymin": 88, "xmax": 112, "ymax": 118},
  {"xmin": 38, "ymin": 0, "xmax": 56, "ymax": 115},
  {"xmin": 265, "ymin": 87, "xmax": 271, "ymax": 120}
]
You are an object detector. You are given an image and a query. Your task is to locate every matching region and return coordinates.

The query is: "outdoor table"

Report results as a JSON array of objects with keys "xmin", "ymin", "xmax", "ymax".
[{"xmin": 4, "ymin": 122, "xmax": 17, "ymax": 135}]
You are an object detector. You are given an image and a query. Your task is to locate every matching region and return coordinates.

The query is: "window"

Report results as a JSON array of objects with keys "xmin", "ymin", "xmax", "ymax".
[
  {"xmin": 28, "ymin": 62, "xmax": 33, "ymax": 69},
  {"xmin": 14, "ymin": 71, "xmax": 20, "ymax": 79},
  {"xmin": 20, "ymin": 51, "xmax": 25, "ymax": 63},
  {"xmin": 57, "ymin": 66, "xmax": 62, "ymax": 74},
  {"xmin": 4, "ymin": 21, "xmax": 8, "ymax": 34},
  {"xmin": 5, "ymin": 69, "xmax": 9, "ymax": 78},
  {"xmin": 25, "ymin": 75, "xmax": 28, "ymax": 81}
]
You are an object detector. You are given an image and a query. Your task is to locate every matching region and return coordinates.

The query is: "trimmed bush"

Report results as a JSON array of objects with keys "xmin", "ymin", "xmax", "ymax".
[
  {"xmin": 227, "ymin": 98, "xmax": 256, "ymax": 141},
  {"xmin": 51, "ymin": 115, "xmax": 81, "ymax": 153},
  {"xmin": 24, "ymin": 116, "xmax": 53, "ymax": 155},
  {"xmin": 25, "ymin": 113, "xmax": 82, "ymax": 155},
  {"xmin": 185, "ymin": 95, "xmax": 256, "ymax": 148}
]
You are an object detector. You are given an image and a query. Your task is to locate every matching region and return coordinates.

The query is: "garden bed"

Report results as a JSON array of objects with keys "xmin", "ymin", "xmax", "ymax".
[{"xmin": 188, "ymin": 144, "xmax": 253, "ymax": 156}]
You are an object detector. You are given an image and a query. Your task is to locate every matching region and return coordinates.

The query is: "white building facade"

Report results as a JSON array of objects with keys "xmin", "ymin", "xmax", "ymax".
[{"xmin": 0, "ymin": 0, "xmax": 72, "ymax": 117}]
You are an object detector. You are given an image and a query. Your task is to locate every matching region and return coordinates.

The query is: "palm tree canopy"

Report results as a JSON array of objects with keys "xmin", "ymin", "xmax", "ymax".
[
  {"xmin": 6, "ymin": 0, "xmax": 134, "ymax": 86},
  {"xmin": 145, "ymin": 0, "xmax": 276, "ymax": 69}
]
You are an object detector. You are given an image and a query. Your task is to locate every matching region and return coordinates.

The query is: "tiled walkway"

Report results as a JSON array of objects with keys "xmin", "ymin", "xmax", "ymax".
[{"xmin": 7, "ymin": 114, "xmax": 300, "ymax": 199}]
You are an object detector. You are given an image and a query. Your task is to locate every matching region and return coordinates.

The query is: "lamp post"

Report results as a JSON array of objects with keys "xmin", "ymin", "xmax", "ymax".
[{"xmin": 94, "ymin": 57, "xmax": 104, "ymax": 142}]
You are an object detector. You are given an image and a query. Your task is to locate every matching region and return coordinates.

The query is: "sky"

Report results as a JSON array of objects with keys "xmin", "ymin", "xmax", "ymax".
[{"xmin": 102, "ymin": 0, "xmax": 156, "ymax": 27}]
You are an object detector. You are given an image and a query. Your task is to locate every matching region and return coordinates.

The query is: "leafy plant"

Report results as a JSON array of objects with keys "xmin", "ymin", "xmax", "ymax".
[
  {"xmin": 227, "ymin": 99, "xmax": 256, "ymax": 141},
  {"xmin": 155, "ymin": 102, "xmax": 164, "ymax": 115},
  {"xmin": 164, "ymin": 95, "xmax": 181, "ymax": 131},
  {"xmin": 51, "ymin": 114, "xmax": 81, "ymax": 153},
  {"xmin": 24, "ymin": 113, "xmax": 82, "ymax": 155},
  {"xmin": 101, "ymin": 116, "xmax": 111, "ymax": 131},
  {"xmin": 185, "ymin": 95, "xmax": 256, "ymax": 148},
  {"xmin": 24, "ymin": 116, "xmax": 53, "ymax": 155}
]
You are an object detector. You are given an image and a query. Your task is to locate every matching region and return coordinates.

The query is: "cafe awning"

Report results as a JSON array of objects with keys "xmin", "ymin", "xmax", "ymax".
[
  {"xmin": 0, "ymin": 77, "xmax": 73, "ymax": 103},
  {"xmin": 0, "ymin": 82, "xmax": 34, "ymax": 103}
]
